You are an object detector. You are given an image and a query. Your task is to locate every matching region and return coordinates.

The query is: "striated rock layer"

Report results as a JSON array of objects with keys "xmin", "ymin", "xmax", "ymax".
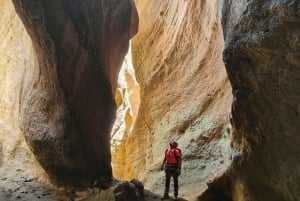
[
  {"xmin": 125, "ymin": 0, "xmax": 233, "ymax": 199},
  {"xmin": 207, "ymin": 0, "xmax": 300, "ymax": 201},
  {"xmin": 9, "ymin": 0, "xmax": 138, "ymax": 187}
]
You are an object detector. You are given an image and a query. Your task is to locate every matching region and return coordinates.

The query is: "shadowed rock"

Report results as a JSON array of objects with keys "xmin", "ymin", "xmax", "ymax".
[
  {"xmin": 204, "ymin": 0, "xmax": 300, "ymax": 201},
  {"xmin": 11, "ymin": 0, "xmax": 138, "ymax": 187}
]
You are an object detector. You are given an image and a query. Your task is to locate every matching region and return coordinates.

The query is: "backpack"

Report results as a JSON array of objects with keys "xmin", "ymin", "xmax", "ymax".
[{"xmin": 165, "ymin": 148, "xmax": 181, "ymax": 164}]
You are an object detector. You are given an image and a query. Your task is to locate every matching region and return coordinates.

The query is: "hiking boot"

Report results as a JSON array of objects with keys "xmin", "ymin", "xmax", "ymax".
[{"xmin": 161, "ymin": 195, "xmax": 169, "ymax": 200}]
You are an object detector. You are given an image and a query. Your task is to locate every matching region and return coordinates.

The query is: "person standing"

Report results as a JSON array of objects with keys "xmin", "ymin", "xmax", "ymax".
[{"xmin": 161, "ymin": 140, "xmax": 182, "ymax": 200}]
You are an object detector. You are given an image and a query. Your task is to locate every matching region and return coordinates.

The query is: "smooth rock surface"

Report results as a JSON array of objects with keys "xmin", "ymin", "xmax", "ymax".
[
  {"xmin": 120, "ymin": 0, "xmax": 233, "ymax": 199},
  {"xmin": 9, "ymin": 0, "xmax": 138, "ymax": 187}
]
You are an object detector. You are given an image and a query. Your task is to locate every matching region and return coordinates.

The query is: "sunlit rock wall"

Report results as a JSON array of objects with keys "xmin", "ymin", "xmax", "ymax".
[
  {"xmin": 111, "ymin": 51, "xmax": 140, "ymax": 179},
  {"xmin": 126, "ymin": 0, "xmax": 233, "ymax": 198},
  {"xmin": 0, "ymin": 0, "xmax": 46, "ymax": 184},
  {"xmin": 218, "ymin": 0, "xmax": 300, "ymax": 201},
  {"xmin": 8, "ymin": 0, "xmax": 138, "ymax": 187}
]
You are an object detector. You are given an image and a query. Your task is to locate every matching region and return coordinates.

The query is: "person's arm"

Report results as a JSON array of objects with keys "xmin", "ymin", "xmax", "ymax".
[
  {"xmin": 176, "ymin": 149, "xmax": 182, "ymax": 169},
  {"xmin": 176, "ymin": 149, "xmax": 182, "ymax": 176},
  {"xmin": 161, "ymin": 149, "xmax": 167, "ymax": 170},
  {"xmin": 161, "ymin": 156, "xmax": 166, "ymax": 170},
  {"xmin": 178, "ymin": 155, "xmax": 182, "ymax": 169}
]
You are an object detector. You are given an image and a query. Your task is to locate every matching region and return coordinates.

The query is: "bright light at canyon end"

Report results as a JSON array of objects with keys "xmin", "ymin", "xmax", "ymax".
[{"xmin": 111, "ymin": 44, "xmax": 140, "ymax": 179}]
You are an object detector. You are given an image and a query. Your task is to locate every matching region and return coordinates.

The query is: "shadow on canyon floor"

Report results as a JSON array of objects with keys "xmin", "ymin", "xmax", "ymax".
[{"xmin": 0, "ymin": 176, "xmax": 188, "ymax": 201}]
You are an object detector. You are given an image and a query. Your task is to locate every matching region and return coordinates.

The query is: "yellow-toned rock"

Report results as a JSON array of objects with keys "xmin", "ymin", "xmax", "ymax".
[
  {"xmin": 0, "ymin": 0, "xmax": 50, "ymax": 192},
  {"xmin": 112, "ymin": 54, "xmax": 140, "ymax": 179},
  {"xmin": 119, "ymin": 0, "xmax": 233, "ymax": 199}
]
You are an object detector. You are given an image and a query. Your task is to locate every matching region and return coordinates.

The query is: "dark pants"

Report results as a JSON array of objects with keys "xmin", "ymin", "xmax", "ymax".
[{"xmin": 163, "ymin": 164, "xmax": 180, "ymax": 197}]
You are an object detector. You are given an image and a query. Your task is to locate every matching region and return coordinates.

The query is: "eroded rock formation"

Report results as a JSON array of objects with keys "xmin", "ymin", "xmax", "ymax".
[
  {"xmin": 0, "ymin": 1, "xmax": 60, "ymax": 200},
  {"xmin": 6, "ymin": 0, "xmax": 138, "ymax": 187},
  {"xmin": 0, "ymin": 0, "xmax": 48, "ymax": 186},
  {"xmin": 2, "ymin": 0, "xmax": 299, "ymax": 200},
  {"xmin": 198, "ymin": 1, "xmax": 300, "ymax": 201},
  {"xmin": 120, "ymin": 0, "xmax": 233, "ymax": 199}
]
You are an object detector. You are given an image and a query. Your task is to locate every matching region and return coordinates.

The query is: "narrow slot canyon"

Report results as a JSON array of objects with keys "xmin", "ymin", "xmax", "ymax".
[
  {"xmin": 0, "ymin": 0, "xmax": 299, "ymax": 201},
  {"xmin": 111, "ymin": 46, "xmax": 141, "ymax": 180},
  {"xmin": 111, "ymin": 1, "xmax": 233, "ymax": 200}
]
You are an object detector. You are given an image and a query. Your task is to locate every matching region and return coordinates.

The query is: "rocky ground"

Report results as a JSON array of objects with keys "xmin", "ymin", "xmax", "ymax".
[
  {"xmin": 0, "ymin": 165, "xmax": 69, "ymax": 201},
  {"xmin": 0, "ymin": 145, "xmax": 188, "ymax": 201},
  {"xmin": 0, "ymin": 126, "xmax": 189, "ymax": 201},
  {"xmin": 0, "ymin": 178, "xmax": 188, "ymax": 201}
]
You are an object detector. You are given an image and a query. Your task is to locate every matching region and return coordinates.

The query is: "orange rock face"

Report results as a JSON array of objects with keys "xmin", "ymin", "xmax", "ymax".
[
  {"xmin": 111, "ymin": 53, "xmax": 141, "ymax": 179},
  {"xmin": 119, "ymin": 0, "xmax": 233, "ymax": 198}
]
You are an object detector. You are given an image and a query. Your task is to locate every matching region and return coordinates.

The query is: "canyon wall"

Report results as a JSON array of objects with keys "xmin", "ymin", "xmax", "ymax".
[
  {"xmin": 2, "ymin": 0, "xmax": 138, "ymax": 188},
  {"xmin": 0, "ymin": 0, "xmax": 46, "ymax": 187},
  {"xmin": 122, "ymin": 0, "xmax": 233, "ymax": 199},
  {"xmin": 2, "ymin": 0, "xmax": 298, "ymax": 200},
  {"xmin": 202, "ymin": 0, "xmax": 300, "ymax": 201}
]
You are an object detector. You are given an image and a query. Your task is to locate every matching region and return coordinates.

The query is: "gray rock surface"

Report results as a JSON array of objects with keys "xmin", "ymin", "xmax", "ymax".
[{"xmin": 221, "ymin": 0, "xmax": 300, "ymax": 200}]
